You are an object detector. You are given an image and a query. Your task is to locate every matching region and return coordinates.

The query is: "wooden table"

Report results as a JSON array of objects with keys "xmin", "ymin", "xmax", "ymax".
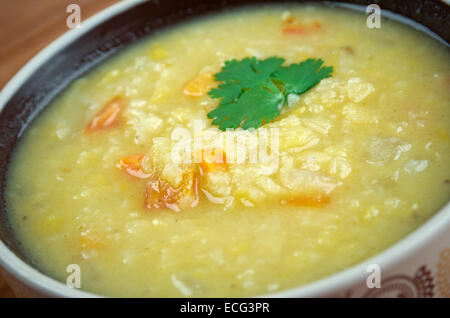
[
  {"xmin": 0, "ymin": 0, "xmax": 119, "ymax": 297},
  {"xmin": 0, "ymin": 275, "xmax": 15, "ymax": 298}
]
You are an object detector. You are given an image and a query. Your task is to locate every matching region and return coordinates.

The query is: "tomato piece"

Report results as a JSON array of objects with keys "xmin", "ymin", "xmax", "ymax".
[
  {"xmin": 85, "ymin": 96, "xmax": 123, "ymax": 132},
  {"xmin": 117, "ymin": 154, "xmax": 150, "ymax": 179},
  {"xmin": 144, "ymin": 171, "xmax": 200, "ymax": 212},
  {"xmin": 145, "ymin": 177, "xmax": 181, "ymax": 212}
]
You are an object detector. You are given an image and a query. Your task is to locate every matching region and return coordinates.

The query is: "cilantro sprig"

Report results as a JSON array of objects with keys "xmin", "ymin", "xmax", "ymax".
[{"xmin": 207, "ymin": 57, "xmax": 333, "ymax": 130}]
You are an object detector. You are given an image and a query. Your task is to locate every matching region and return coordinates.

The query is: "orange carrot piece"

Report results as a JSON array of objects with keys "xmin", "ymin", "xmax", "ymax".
[
  {"xmin": 85, "ymin": 96, "xmax": 123, "ymax": 132},
  {"xmin": 282, "ymin": 20, "xmax": 322, "ymax": 35},
  {"xmin": 117, "ymin": 154, "xmax": 150, "ymax": 179}
]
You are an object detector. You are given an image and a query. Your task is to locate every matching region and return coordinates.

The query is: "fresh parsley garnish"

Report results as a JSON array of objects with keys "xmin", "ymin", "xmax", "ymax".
[{"xmin": 207, "ymin": 57, "xmax": 333, "ymax": 130}]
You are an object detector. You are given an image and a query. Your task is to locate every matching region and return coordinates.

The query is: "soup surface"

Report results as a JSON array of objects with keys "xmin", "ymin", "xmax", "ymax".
[{"xmin": 5, "ymin": 4, "xmax": 450, "ymax": 297}]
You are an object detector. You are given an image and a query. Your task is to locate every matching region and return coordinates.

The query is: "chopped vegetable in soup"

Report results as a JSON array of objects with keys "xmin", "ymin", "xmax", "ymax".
[{"xmin": 5, "ymin": 4, "xmax": 450, "ymax": 297}]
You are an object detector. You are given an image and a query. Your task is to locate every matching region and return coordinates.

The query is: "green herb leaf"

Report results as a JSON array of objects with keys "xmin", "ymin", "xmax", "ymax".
[
  {"xmin": 207, "ymin": 57, "xmax": 333, "ymax": 130},
  {"xmin": 272, "ymin": 59, "xmax": 333, "ymax": 96}
]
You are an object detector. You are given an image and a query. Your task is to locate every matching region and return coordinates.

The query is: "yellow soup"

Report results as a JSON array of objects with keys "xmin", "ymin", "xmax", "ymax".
[{"xmin": 5, "ymin": 4, "xmax": 450, "ymax": 297}]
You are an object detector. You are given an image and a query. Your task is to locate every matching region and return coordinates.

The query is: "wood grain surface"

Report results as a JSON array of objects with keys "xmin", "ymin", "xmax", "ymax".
[
  {"xmin": 0, "ymin": 274, "xmax": 15, "ymax": 298},
  {"xmin": 0, "ymin": 0, "xmax": 120, "ymax": 298}
]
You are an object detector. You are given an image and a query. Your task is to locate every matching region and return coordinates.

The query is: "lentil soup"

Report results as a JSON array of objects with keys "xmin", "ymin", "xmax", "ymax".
[{"xmin": 5, "ymin": 4, "xmax": 450, "ymax": 297}]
